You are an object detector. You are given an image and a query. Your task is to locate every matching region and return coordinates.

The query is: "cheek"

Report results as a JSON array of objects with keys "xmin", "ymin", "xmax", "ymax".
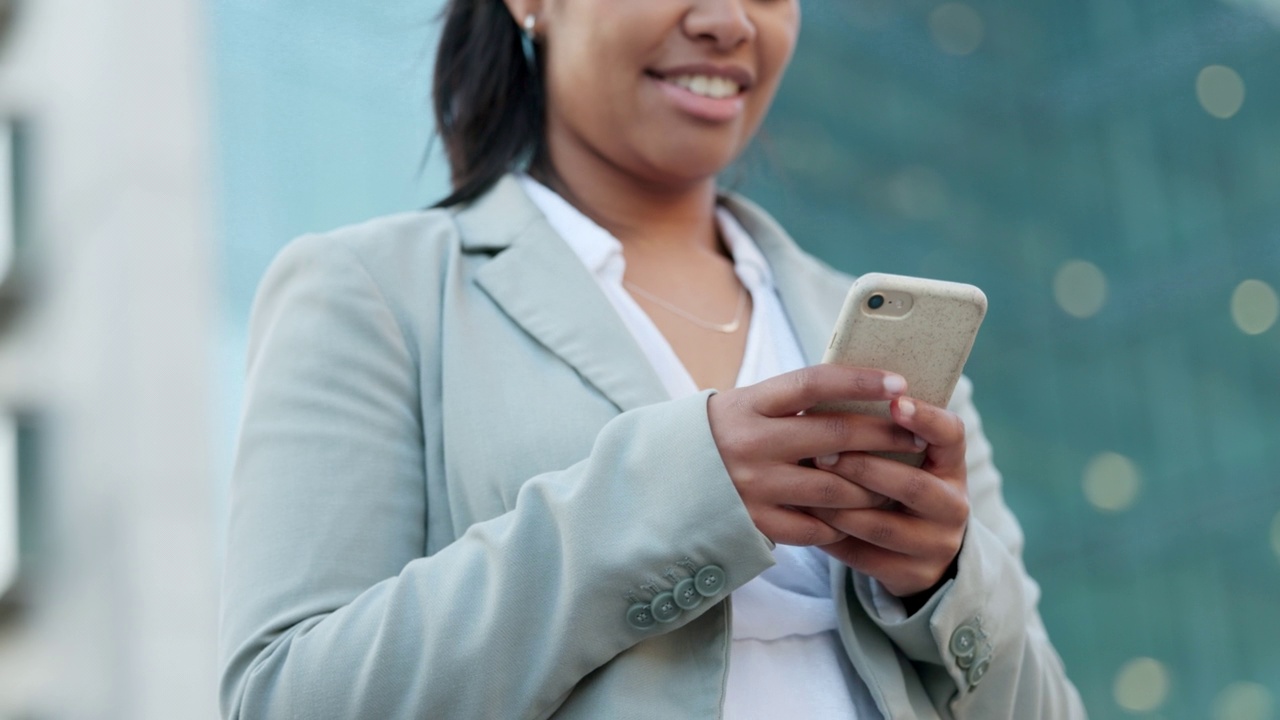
[{"xmin": 546, "ymin": 26, "xmax": 639, "ymax": 124}]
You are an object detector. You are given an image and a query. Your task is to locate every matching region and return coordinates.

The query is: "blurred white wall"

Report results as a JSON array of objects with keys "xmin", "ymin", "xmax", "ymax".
[
  {"xmin": 0, "ymin": 0, "xmax": 450, "ymax": 715},
  {"xmin": 0, "ymin": 0, "xmax": 219, "ymax": 717}
]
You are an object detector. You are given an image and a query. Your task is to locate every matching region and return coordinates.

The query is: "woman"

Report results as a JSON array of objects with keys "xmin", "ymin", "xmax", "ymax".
[{"xmin": 219, "ymin": 0, "xmax": 1086, "ymax": 718}]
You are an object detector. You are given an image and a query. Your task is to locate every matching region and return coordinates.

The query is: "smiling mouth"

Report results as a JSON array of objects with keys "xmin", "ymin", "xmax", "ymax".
[
  {"xmin": 663, "ymin": 74, "xmax": 742, "ymax": 99},
  {"xmin": 647, "ymin": 71, "xmax": 747, "ymax": 100}
]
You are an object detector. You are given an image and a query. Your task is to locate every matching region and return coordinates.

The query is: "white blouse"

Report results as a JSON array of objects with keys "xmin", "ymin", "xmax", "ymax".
[{"xmin": 518, "ymin": 176, "xmax": 885, "ymax": 720}]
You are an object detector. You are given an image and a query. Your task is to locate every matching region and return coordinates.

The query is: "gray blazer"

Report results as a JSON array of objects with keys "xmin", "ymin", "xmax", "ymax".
[{"xmin": 219, "ymin": 176, "xmax": 1086, "ymax": 719}]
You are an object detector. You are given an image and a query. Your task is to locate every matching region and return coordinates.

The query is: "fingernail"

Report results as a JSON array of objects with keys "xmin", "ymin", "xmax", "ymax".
[
  {"xmin": 914, "ymin": 434, "xmax": 928, "ymax": 450},
  {"xmin": 817, "ymin": 454, "xmax": 840, "ymax": 467},
  {"xmin": 884, "ymin": 374, "xmax": 907, "ymax": 396},
  {"xmin": 898, "ymin": 398, "xmax": 916, "ymax": 419}
]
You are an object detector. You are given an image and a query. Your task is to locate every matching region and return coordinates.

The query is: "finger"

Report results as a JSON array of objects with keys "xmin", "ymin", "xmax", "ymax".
[
  {"xmin": 821, "ymin": 452, "xmax": 969, "ymax": 522},
  {"xmin": 810, "ymin": 507, "xmax": 953, "ymax": 557},
  {"xmin": 819, "ymin": 537, "xmax": 945, "ymax": 598},
  {"xmin": 749, "ymin": 365, "xmax": 907, "ymax": 418},
  {"xmin": 754, "ymin": 506, "xmax": 848, "ymax": 547},
  {"xmin": 763, "ymin": 466, "xmax": 888, "ymax": 510},
  {"xmin": 892, "ymin": 398, "xmax": 967, "ymax": 474},
  {"xmin": 764, "ymin": 412, "xmax": 923, "ymax": 463}
]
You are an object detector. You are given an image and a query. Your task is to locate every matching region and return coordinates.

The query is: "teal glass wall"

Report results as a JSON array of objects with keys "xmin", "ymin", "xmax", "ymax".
[
  {"xmin": 212, "ymin": 1, "xmax": 1280, "ymax": 717},
  {"xmin": 742, "ymin": 3, "xmax": 1280, "ymax": 718}
]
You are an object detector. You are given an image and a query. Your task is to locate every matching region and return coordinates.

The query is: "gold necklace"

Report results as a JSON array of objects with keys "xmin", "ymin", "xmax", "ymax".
[{"xmin": 623, "ymin": 282, "xmax": 748, "ymax": 334}]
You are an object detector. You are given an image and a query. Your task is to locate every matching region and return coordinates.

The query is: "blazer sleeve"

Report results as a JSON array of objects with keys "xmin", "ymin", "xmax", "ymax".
[
  {"xmin": 852, "ymin": 376, "xmax": 1088, "ymax": 719},
  {"xmin": 217, "ymin": 234, "xmax": 777, "ymax": 720}
]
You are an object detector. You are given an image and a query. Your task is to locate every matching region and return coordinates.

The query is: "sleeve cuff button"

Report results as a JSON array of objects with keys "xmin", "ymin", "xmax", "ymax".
[
  {"xmin": 949, "ymin": 624, "xmax": 979, "ymax": 656},
  {"xmin": 695, "ymin": 565, "xmax": 726, "ymax": 597},
  {"xmin": 626, "ymin": 603, "xmax": 657, "ymax": 630},
  {"xmin": 674, "ymin": 578, "xmax": 703, "ymax": 610},
  {"xmin": 967, "ymin": 656, "xmax": 991, "ymax": 687},
  {"xmin": 650, "ymin": 592, "xmax": 681, "ymax": 623}
]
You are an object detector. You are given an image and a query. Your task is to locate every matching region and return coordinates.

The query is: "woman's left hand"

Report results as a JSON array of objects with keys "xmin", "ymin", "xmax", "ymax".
[{"xmin": 809, "ymin": 396, "xmax": 971, "ymax": 599}]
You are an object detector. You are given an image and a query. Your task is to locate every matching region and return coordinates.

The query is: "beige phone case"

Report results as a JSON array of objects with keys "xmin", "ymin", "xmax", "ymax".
[{"xmin": 816, "ymin": 273, "xmax": 987, "ymax": 466}]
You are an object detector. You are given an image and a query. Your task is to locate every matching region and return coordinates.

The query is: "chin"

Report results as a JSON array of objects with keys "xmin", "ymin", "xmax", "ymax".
[{"xmin": 636, "ymin": 139, "xmax": 745, "ymax": 187}]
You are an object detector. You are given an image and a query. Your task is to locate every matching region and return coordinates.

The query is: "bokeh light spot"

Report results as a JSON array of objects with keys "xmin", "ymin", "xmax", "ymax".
[
  {"xmin": 888, "ymin": 166, "xmax": 950, "ymax": 220},
  {"xmin": 1114, "ymin": 657, "xmax": 1170, "ymax": 713},
  {"xmin": 1232, "ymin": 280, "xmax": 1279, "ymax": 335},
  {"xmin": 1054, "ymin": 260, "xmax": 1108, "ymax": 318},
  {"xmin": 1197, "ymin": 65, "xmax": 1246, "ymax": 119},
  {"xmin": 1083, "ymin": 452, "xmax": 1142, "ymax": 513},
  {"xmin": 929, "ymin": 3, "xmax": 985, "ymax": 56},
  {"xmin": 1213, "ymin": 682, "xmax": 1274, "ymax": 720},
  {"xmin": 1223, "ymin": 0, "xmax": 1280, "ymax": 26}
]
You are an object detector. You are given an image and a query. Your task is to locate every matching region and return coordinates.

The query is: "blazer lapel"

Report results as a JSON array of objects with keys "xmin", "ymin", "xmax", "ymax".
[{"xmin": 458, "ymin": 176, "xmax": 670, "ymax": 413}]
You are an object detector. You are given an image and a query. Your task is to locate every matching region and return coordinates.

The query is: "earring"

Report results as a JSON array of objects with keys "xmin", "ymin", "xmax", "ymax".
[{"xmin": 520, "ymin": 14, "xmax": 538, "ymax": 69}]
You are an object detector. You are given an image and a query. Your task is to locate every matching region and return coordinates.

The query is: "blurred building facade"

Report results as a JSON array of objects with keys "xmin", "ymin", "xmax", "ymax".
[{"xmin": 0, "ymin": 0, "xmax": 218, "ymax": 718}]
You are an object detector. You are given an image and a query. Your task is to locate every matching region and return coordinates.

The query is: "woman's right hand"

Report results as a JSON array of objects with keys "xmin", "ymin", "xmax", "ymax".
[{"xmin": 707, "ymin": 364, "xmax": 923, "ymax": 546}]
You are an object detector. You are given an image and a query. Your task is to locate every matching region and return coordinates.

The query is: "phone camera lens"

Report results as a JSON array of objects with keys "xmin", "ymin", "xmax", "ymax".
[{"xmin": 868, "ymin": 294, "xmax": 885, "ymax": 310}]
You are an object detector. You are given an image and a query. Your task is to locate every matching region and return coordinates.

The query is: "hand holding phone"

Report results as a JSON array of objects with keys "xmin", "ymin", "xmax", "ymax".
[
  {"xmin": 805, "ymin": 272, "xmax": 985, "ymax": 598},
  {"xmin": 815, "ymin": 272, "xmax": 987, "ymax": 466}
]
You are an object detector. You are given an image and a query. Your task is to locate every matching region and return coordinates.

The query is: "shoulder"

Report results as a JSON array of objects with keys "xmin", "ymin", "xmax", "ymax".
[
  {"xmin": 266, "ymin": 208, "xmax": 466, "ymax": 290},
  {"xmin": 247, "ymin": 208, "xmax": 472, "ymax": 370}
]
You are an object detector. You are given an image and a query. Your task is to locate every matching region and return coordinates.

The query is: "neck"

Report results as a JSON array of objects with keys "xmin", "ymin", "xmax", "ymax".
[{"xmin": 535, "ymin": 132, "xmax": 723, "ymax": 256}]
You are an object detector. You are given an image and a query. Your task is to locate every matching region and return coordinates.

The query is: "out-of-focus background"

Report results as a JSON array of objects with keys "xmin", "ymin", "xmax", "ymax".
[{"xmin": 0, "ymin": 0, "xmax": 1276, "ymax": 717}]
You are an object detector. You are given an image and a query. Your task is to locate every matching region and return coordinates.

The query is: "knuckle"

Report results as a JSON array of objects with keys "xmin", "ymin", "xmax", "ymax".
[
  {"xmin": 942, "ymin": 411, "xmax": 967, "ymax": 443},
  {"xmin": 791, "ymin": 367, "xmax": 819, "ymax": 397},
  {"xmin": 846, "ymin": 453, "xmax": 872, "ymax": 480},
  {"xmin": 869, "ymin": 521, "xmax": 895, "ymax": 546},
  {"xmin": 819, "ymin": 477, "xmax": 841, "ymax": 505},
  {"xmin": 902, "ymin": 472, "xmax": 930, "ymax": 509},
  {"xmin": 852, "ymin": 370, "xmax": 879, "ymax": 395},
  {"xmin": 798, "ymin": 522, "xmax": 822, "ymax": 547},
  {"xmin": 925, "ymin": 533, "xmax": 957, "ymax": 561},
  {"xmin": 821, "ymin": 413, "xmax": 849, "ymax": 439},
  {"xmin": 730, "ymin": 470, "xmax": 765, "ymax": 504}
]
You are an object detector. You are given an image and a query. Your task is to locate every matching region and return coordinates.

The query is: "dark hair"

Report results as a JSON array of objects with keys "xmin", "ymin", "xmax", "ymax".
[{"xmin": 432, "ymin": 1, "xmax": 546, "ymax": 208}]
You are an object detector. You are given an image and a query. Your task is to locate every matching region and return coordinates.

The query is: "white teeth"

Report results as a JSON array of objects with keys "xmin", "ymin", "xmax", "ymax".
[{"xmin": 669, "ymin": 74, "xmax": 741, "ymax": 99}]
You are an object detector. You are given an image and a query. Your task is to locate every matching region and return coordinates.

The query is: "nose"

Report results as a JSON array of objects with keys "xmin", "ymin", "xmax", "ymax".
[{"xmin": 683, "ymin": 0, "xmax": 757, "ymax": 51}]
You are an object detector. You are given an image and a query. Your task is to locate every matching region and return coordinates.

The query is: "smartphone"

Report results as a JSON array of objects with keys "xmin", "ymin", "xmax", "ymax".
[{"xmin": 814, "ymin": 272, "xmax": 987, "ymax": 467}]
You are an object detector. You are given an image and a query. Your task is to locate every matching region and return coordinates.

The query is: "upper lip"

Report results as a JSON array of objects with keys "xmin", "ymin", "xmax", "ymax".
[{"xmin": 648, "ymin": 63, "xmax": 755, "ymax": 91}]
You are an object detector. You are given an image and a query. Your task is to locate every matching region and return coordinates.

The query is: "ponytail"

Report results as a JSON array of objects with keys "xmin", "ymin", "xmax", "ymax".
[{"xmin": 432, "ymin": 0, "xmax": 546, "ymax": 207}]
